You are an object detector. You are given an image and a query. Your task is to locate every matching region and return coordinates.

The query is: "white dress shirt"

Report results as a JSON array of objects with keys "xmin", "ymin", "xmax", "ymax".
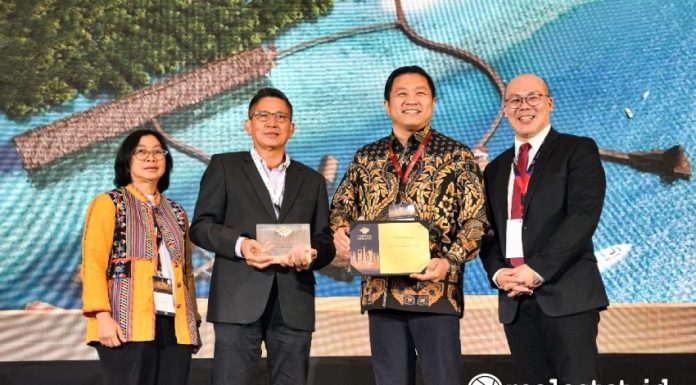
[
  {"xmin": 493, "ymin": 124, "xmax": 551, "ymax": 287},
  {"xmin": 234, "ymin": 148, "xmax": 291, "ymax": 258}
]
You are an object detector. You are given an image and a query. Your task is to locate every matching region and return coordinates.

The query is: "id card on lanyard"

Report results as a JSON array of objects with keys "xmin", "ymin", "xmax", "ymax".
[
  {"xmin": 388, "ymin": 130, "xmax": 433, "ymax": 221},
  {"xmin": 153, "ymin": 276, "xmax": 176, "ymax": 316},
  {"xmin": 150, "ymin": 206, "xmax": 176, "ymax": 317},
  {"xmin": 387, "ymin": 130, "xmax": 432, "ymax": 220},
  {"xmin": 505, "ymin": 219, "xmax": 524, "ymax": 261}
]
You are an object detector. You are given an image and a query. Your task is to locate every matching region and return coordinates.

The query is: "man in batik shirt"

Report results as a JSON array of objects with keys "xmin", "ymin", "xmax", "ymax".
[{"xmin": 331, "ymin": 66, "xmax": 488, "ymax": 385}]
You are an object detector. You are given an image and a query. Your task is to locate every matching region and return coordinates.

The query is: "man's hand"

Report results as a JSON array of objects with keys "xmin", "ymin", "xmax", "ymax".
[
  {"xmin": 282, "ymin": 244, "xmax": 317, "ymax": 271},
  {"xmin": 512, "ymin": 264, "xmax": 543, "ymax": 289},
  {"xmin": 495, "ymin": 268, "xmax": 533, "ymax": 297},
  {"xmin": 241, "ymin": 239, "xmax": 275, "ymax": 269},
  {"xmin": 332, "ymin": 226, "xmax": 351, "ymax": 269},
  {"xmin": 96, "ymin": 311, "xmax": 125, "ymax": 348},
  {"xmin": 409, "ymin": 258, "xmax": 450, "ymax": 282}
]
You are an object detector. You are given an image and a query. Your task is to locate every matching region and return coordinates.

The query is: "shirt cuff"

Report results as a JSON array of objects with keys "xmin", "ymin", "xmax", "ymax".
[
  {"xmin": 533, "ymin": 270, "xmax": 545, "ymax": 284},
  {"xmin": 492, "ymin": 269, "xmax": 504, "ymax": 289},
  {"xmin": 235, "ymin": 237, "xmax": 247, "ymax": 258}
]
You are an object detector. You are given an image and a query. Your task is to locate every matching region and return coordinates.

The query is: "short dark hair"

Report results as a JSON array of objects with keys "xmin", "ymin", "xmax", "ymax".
[
  {"xmin": 384, "ymin": 66, "xmax": 436, "ymax": 101},
  {"xmin": 247, "ymin": 87, "xmax": 293, "ymax": 120},
  {"xmin": 114, "ymin": 129, "xmax": 173, "ymax": 192}
]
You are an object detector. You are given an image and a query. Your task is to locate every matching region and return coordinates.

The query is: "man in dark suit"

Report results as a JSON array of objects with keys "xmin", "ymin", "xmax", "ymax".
[
  {"xmin": 480, "ymin": 73, "xmax": 609, "ymax": 384},
  {"xmin": 190, "ymin": 87, "xmax": 334, "ymax": 385}
]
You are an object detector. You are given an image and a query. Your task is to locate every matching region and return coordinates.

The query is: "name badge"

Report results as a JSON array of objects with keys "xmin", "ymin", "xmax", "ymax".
[
  {"xmin": 153, "ymin": 276, "xmax": 175, "ymax": 316},
  {"xmin": 388, "ymin": 203, "xmax": 416, "ymax": 220},
  {"xmin": 505, "ymin": 219, "xmax": 524, "ymax": 260}
]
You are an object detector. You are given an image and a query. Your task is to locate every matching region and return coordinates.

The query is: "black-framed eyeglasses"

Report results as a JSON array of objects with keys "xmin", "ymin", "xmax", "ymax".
[
  {"xmin": 252, "ymin": 111, "xmax": 291, "ymax": 123},
  {"xmin": 505, "ymin": 93, "xmax": 549, "ymax": 109},
  {"xmin": 132, "ymin": 149, "xmax": 168, "ymax": 161}
]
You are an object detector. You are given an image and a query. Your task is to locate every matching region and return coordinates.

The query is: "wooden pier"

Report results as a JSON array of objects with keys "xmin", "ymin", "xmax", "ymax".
[
  {"xmin": 600, "ymin": 146, "xmax": 691, "ymax": 179},
  {"xmin": 13, "ymin": 46, "xmax": 274, "ymax": 170},
  {"xmin": 14, "ymin": 0, "xmax": 685, "ymax": 180}
]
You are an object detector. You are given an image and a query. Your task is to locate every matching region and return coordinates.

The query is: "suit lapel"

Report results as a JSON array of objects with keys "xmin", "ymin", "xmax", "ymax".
[
  {"xmin": 278, "ymin": 161, "xmax": 303, "ymax": 222},
  {"xmin": 523, "ymin": 128, "xmax": 560, "ymax": 213},
  {"xmin": 494, "ymin": 148, "xmax": 514, "ymax": 236},
  {"xmin": 241, "ymin": 153, "xmax": 277, "ymax": 221}
]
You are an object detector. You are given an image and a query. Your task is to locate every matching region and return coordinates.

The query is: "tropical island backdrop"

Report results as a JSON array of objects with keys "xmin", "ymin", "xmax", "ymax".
[{"xmin": 0, "ymin": 0, "xmax": 693, "ymax": 312}]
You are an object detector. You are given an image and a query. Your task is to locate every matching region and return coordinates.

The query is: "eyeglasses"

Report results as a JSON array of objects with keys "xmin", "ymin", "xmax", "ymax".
[
  {"xmin": 132, "ymin": 149, "xmax": 168, "ymax": 161},
  {"xmin": 252, "ymin": 111, "xmax": 291, "ymax": 123},
  {"xmin": 505, "ymin": 93, "xmax": 549, "ymax": 109}
]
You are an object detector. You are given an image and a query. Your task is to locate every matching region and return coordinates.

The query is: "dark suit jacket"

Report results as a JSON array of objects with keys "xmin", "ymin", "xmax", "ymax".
[
  {"xmin": 190, "ymin": 152, "xmax": 335, "ymax": 331},
  {"xmin": 480, "ymin": 129, "xmax": 609, "ymax": 324}
]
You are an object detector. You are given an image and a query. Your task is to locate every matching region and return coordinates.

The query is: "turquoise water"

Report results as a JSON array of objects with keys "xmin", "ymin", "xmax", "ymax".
[
  {"xmin": 489, "ymin": 0, "xmax": 695, "ymax": 303},
  {"xmin": 0, "ymin": 0, "xmax": 693, "ymax": 308}
]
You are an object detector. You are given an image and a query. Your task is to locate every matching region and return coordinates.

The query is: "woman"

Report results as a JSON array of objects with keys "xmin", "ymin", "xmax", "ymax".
[{"xmin": 81, "ymin": 129, "xmax": 201, "ymax": 385}]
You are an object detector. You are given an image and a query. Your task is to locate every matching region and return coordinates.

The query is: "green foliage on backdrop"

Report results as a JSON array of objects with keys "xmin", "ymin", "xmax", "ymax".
[{"xmin": 0, "ymin": 0, "xmax": 333, "ymax": 117}]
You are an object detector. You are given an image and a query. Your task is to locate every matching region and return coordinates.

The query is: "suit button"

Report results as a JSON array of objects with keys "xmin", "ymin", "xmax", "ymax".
[
  {"xmin": 523, "ymin": 226, "xmax": 527, "ymax": 230},
  {"xmin": 172, "ymin": 262, "xmax": 179, "ymax": 268},
  {"xmin": 176, "ymin": 304, "xmax": 182, "ymax": 309},
  {"xmin": 177, "ymin": 282, "xmax": 182, "ymax": 288}
]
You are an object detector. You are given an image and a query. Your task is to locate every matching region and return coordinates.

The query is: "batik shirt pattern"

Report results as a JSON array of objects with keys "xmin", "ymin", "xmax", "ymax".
[{"xmin": 331, "ymin": 126, "xmax": 488, "ymax": 315}]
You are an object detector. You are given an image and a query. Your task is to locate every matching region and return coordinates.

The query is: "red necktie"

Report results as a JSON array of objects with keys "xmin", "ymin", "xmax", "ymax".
[{"xmin": 509, "ymin": 143, "xmax": 531, "ymax": 267}]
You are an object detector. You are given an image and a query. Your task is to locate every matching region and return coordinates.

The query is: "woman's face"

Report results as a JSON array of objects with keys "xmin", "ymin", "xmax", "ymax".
[{"xmin": 129, "ymin": 134, "xmax": 166, "ymax": 186}]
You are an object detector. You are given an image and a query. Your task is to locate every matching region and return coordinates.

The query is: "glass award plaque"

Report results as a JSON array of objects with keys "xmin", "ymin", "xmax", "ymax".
[{"xmin": 256, "ymin": 223, "xmax": 311, "ymax": 262}]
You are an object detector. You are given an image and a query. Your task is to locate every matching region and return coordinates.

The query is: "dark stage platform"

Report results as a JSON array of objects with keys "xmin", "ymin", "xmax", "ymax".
[{"xmin": 1, "ymin": 354, "xmax": 693, "ymax": 385}]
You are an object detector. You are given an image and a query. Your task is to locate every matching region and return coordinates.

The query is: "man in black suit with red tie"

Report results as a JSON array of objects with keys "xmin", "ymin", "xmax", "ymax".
[
  {"xmin": 480, "ymin": 73, "xmax": 609, "ymax": 384},
  {"xmin": 190, "ymin": 87, "xmax": 334, "ymax": 385}
]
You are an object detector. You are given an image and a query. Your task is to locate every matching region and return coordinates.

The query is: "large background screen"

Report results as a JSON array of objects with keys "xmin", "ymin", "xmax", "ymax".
[{"xmin": 0, "ymin": 0, "xmax": 693, "ymax": 358}]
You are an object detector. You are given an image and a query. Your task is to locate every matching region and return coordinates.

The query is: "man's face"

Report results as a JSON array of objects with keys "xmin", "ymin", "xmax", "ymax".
[
  {"xmin": 245, "ymin": 96, "xmax": 295, "ymax": 151},
  {"xmin": 384, "ymin": 73, "xmax": 435, "ymax": 133},
  {"xmin": 504, "ymin": 74, "xmax": 554, "ymax": 140}
]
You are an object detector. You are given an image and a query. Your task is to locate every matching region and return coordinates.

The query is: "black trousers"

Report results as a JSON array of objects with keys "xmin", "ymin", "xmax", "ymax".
[
  {"xmin": 94, "ymin": 315, "xmax": 194, "ymax": 385},
  {"xmin": 504, "ymin": 296, "xmax": 601, "ymax": 385},
  {"xmin": 368, "ymin": 310, "xmax": 462, "ymax": 385},
  {"xmin": 211, "ymin": 281, "xmax": 312, "ymax": 385}
]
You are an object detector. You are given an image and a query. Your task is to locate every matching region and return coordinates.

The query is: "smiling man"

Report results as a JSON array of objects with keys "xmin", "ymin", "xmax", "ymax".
[
  {"xmin": 480, "ymin": 73, "xmax": 608, "ymax": 384},
  {"xmin": 331, "ymin": 66, "xmax": 488, "ymax": 385},
  {"xmin": 190, "ymin": 87, "xmax": 335, "ymax": 385}
]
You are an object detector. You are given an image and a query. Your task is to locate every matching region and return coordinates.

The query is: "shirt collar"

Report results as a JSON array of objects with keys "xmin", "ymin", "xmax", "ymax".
[
  {"xmin": 514, "ymin": 124, "xmax": 551, "ymax": 156},
  {"xmin": 126, "ymin": 184, "xmax": 160, "ymax": 205},
  {"xmin": 250, "ymin": 147, "xmax": 291, "ymax": 171},
  {"xmin": 390, "ymin": 124, "xmax": 432, "ymax": 153}
]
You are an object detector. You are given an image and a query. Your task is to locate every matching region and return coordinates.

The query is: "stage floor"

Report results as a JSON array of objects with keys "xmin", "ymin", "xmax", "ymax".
[{"xmin": 2, "ymin": 297, "xmax": 695, "ymax": 360}]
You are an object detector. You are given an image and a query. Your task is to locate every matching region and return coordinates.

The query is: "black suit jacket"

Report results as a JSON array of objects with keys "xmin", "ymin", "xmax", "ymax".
[
  {"xmin": 190, "ymin": 152, "xmax": 334, "ymax": 331},
  {"xmin": 480, "ymin": 129, "xmax": 609, "ymax": 324}
]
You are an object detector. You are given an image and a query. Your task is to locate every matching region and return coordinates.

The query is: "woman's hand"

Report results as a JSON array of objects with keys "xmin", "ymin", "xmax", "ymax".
[{"xmin": 96, "ymin": 312, "xmax": 125, "ymax": 347}]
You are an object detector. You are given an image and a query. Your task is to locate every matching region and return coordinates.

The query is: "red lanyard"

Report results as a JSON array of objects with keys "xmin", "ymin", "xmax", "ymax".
[
  {"xmin": 388, "ymin": 130, "xmax": 432, "ymax": 185},
  {"xmin": 512, "ymin": 140, "xmax": 544, "ymax": 198}
]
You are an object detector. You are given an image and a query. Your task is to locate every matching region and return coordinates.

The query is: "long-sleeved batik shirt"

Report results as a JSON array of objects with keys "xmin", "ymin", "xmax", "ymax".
[{"xmin": 330, "ymin": 125, "xmax": 488, "ymax": 316}]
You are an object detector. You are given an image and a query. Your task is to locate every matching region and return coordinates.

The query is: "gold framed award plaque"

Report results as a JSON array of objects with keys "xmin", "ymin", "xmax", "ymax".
[{"xmin": 349, "ymin": 221, "xmax": 430, "ymax": 275}]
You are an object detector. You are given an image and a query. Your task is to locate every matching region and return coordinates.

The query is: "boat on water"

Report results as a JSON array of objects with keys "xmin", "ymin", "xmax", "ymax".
[
  {"xmin": 624, "ymin": 107, "xmax": 634, "ymax": 119},
  {"xmin": 595, "ymin": 244, "xmax": 631, "ymax": 271},
  {"xmin": 642, "ymin": 90, "xmax": 650, "ymax": 100}
]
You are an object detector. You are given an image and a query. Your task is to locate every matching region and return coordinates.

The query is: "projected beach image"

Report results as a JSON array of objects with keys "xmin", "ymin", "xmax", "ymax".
[{"xmin": 0, "ymin": 0, "xmax": 693, "ymax": 310}]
